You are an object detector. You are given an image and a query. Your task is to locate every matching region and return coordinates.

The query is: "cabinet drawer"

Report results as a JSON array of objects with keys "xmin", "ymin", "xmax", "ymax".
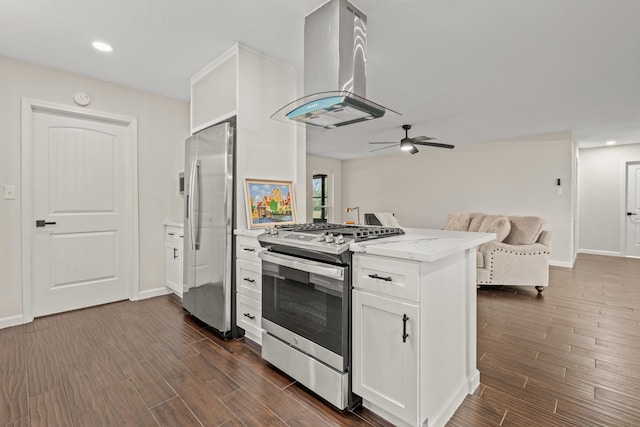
[
  {"xmin": 236, "ymin": 236, "xmax": 261, "ymax": 261},
  {"xmin": 236, "ymin": 259, "xmax": 262, "ymax": 300},
  {"xmin": 353, "ymin": 255, "xmax": 420, "ymax": 302},
  {"xmin": 165, "ymin": 226, "xmax": 184, "ymax": 243},
  {"xmin": 236, "ymin": 293, "xmax": 262, "ymax": 338}
]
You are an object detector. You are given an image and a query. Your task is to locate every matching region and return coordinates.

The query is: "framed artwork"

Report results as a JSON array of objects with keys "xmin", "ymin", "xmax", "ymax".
[{"xmin": 244, "ymin": 178, "xmax": 297, "ymax": 228}]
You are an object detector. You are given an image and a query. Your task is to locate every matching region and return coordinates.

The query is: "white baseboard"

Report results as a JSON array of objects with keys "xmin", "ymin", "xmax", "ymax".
[
  {"xmin": 578, "ymin": 249, "xmax": 623, "ymax": 257},
  {"xmin": 429, "ymin": 378, "xmax": 472, "ymax": 427},
  {"xmin": 134, "ymin": 286, "xmax": 173, "ymax": 301},
  {"xmin": 549, "ymin": 254, "xmax": 576, "ymax": 268},
  {"xmin": 0, "ymin": 314, "xmax": 28, "ymax": 330}
]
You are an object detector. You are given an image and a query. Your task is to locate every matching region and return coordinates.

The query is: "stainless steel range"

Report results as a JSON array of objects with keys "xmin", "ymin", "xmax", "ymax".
[{"xmin": 258, "ymin": 223, "xmax": 404, "ymax": 410}]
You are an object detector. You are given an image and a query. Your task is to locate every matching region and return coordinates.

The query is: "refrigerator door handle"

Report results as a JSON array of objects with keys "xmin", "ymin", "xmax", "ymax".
[{"xmin": 188, "ymin": 160, "xmax": 200, "ymax": 250}]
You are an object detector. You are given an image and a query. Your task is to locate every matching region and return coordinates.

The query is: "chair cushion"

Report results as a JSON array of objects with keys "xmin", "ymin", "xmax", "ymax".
[
  {"xmin": 504, "ymin": 216, "xmax": 545, "ymax": 245},
  {"xmin": 468, "ymin": 214, "xmax": 486, "ymax": 232},
  {"xmin": 444, "ymin": 213, "xmax": 471, "ymax": 231},
  {"xmin": 478, "ymin": 216, "xmax": 511, "ymax": 243}
]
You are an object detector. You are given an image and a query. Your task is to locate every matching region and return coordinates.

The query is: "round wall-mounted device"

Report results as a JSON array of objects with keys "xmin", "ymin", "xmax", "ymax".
[{"xmin": 73, "ymin": 92, "xmax": 91, "ymax": 106}]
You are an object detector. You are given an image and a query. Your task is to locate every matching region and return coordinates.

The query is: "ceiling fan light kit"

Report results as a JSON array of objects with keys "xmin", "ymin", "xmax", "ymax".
[
  {"xmin": 368, "ymin": 124, "xmax": 454, "ymax": 154},
  {"xmin": 400, "ymin": 139, "xmax": 414, "ymax": 151}
]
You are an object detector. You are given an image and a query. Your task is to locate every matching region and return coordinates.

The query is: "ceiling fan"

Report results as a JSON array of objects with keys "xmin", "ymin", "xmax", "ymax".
[{"xmin": 368, "ymin": 124, "xmax": 454, "ymax": 154}]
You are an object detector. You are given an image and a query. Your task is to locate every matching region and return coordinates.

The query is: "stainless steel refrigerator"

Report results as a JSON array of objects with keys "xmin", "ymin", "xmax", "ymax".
[{"xmin": 182, "ymin": 119, "xmax": 240, "ymax": 338}]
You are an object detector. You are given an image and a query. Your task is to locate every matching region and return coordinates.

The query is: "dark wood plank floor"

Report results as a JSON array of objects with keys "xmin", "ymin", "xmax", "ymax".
[{"xmin": 1, "ymin": 253, "xmax": 639, "ymax": 426}]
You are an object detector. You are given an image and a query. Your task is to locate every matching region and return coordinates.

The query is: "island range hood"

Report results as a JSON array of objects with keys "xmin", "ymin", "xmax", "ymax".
[{"xmin": 272, "ymin": 0, "xmax": 396, "ymax": 129}]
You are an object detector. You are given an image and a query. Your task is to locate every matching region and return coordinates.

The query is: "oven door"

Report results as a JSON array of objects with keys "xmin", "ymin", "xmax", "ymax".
[{"xmin": 260, "ymin": 250, "xmax": 348, "ymax": 371}]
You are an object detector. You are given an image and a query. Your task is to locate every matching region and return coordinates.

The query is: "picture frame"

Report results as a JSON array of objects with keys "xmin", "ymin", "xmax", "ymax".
[{"xmin": 244, "ymin": 178, "xmax": 297, "ymax": 229}]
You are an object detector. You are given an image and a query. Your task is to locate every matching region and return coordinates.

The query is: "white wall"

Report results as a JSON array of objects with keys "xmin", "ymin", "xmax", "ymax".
[
  {"xmin": 234, "ymin": 46, "xmax": 304, "ymax": 229},
  {"xmin": 0, "ymin": 56, "xmax": 188, "ymax": 323},
  {"xmin": 306, "ymin": 155, "xmax": 342, "ymax": 223},
  {"xmin": 578, "ymin": 143, "xmax": 640, "ymax": 255},
  {"xmin": 341, "ymin": 132, "xmax": 575, "ymax": 265}
]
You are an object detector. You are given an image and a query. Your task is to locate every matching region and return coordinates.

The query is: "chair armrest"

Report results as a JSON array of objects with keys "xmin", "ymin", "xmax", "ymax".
[
  {"xmin": 537, "ymin": 230, "xmax": 552, "ymax": 247},
  {"xmin": 478, "ymin": 241, "xmax": 550, "ymax": 286}
]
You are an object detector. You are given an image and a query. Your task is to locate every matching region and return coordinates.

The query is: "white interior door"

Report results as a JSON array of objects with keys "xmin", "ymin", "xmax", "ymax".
[
  {"xmin": 32, "ymin": 110, "xmax": 131, "ymax": 317},
  {"xmin": 626, "ymin": 162, "xmax": 640, "ymax": 257}
]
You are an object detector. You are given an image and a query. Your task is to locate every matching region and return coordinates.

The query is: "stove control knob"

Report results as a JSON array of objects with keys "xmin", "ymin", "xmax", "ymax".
[
  {"xmin": 325, "ymin": 233, "xmax": 335, "ymax": 243},
  {"xmin": 335, "ymin": 234, "xmax": 345, "ymax": 244},
  {"xmin": 316, "ymin": 233, "xmax": 325, "ymax": 242}
]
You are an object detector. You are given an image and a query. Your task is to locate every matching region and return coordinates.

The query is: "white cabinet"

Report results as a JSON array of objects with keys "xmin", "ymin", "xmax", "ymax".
[
  {"xmin": 235, "ymin": 232, "xmax": 263, "ymax": 344},
  {"xmin": 164, "ymin": 225, "xmax": 184, "ymax": 296},
  {"xmin": 190, "ymin": 48, "xmax": 237, "ymax": 133},
  {"xmin": 353, "ymin": 289, "xmax": 419, "ymax": 424},
  {"xmin": 352, "ymin": 251, "xmax": 477, "ymax": 427}
]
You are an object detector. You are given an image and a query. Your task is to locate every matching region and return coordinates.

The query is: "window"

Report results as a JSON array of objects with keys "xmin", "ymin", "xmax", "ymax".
[{"xmin": 312, "ymin": 174, "xmax": 328, "ymax": 223}]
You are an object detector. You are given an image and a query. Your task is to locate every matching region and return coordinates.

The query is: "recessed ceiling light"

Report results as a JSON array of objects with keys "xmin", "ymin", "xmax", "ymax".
[
  {"xmin": 92, "ymin": 41, "xmax": 113, "ymax": 52},
  {"xmin": 606, "ymin": 140, "xmax": 617, "ymax": 145}
]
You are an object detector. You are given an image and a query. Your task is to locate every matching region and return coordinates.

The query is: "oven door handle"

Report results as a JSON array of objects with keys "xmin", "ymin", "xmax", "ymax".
[{"xmin": 259, "ymin": 251, "xmax": 345, "ymax": 280}]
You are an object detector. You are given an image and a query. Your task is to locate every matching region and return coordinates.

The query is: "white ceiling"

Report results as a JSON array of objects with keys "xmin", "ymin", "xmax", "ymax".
[{"xmin": 2, "ymin": 0, "xmax": 640, "ymax": 159}]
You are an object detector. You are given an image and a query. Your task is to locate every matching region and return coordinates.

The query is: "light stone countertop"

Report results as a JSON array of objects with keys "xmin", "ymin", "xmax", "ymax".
[
  {"xmin": 164, "ymin": 222, "xmax": 184, "ymax": 228},
  {"xmin": 349, "ymin": 228, "xmax": 495, "ymax": 263},
  {"xmin": 234, "ymin": 228, "xmax": 265, "ymax": 238}
]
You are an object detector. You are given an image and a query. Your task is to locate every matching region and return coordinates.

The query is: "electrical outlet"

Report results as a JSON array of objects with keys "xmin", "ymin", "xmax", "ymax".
[{"xmin": 4, "ymin": 185, "xmax": 16, "ymax": 200}]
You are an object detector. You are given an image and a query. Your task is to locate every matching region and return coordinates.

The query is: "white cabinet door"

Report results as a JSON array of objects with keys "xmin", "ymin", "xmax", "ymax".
[
  {"xmin": 190, "ymin": 47, "xmax": 237, "ymax": 133},
  {"xmin": 165, "ymin": 226, "xmax": 184, "ymax": 296},
  {"xmin": 353, "ymin": 289, "xmax": 419, "ymax": 426},
  {"xmin": 165, "ymin": 243, "xmax": 182, "ymax": 294}
]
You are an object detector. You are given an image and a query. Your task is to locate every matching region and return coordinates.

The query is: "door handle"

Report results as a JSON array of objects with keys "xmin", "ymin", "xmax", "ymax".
[
  {"xmin": 402, "ymin": 314, "xmax": 409, "ymax": 343},
  {"xmin": 35, "ymin": 220, "xmax": 57, "ymax": 227},
  {"xmin": 369, "ymin": 273, "xmax": 392, "ymax": 282},
  {"xmin": 188, "ymin": 160, "xmax": 200, "ymax": 250},
  {"xmin": 173, "ymin": 248, "xmax": 178, "ymax": 259},
  {"xmin": 628, "ymin": 212, "xmax": 638, "ymax": 216}
]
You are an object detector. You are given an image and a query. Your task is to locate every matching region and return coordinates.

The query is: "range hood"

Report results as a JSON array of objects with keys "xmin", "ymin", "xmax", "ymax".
[{"xmin": 272, "ymin": 0, "xmax": 397, "ymax": 129}]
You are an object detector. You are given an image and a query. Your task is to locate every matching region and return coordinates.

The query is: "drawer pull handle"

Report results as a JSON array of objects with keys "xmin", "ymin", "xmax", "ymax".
[
  {"xmin": 243, "ymin": 278, "xmax": 255, "ymax": 283},
  {"xmin": 243, "ymin": 248, "xmax": 256, "ymax": 252},
  {"xmin": 173, "ymin": 248, "xmax": 178, "ymax": 259},
  {"xmin": 168, "ymin": 232, "xmax": 175, "ymax": 236},
  {"xmin": 369, "ymin": 273, "xmax": 392, "ymax": 282},
  {"xmin": 36, "ymin": 220, "xmax": 57, "ymax": 227},
  {"xmin": 244, "ymin": 313, "xmax": 256, "ymax": 320},
  {"xmin": 402, "ymin": 314, "xmax": 409, "ymax": 343}
]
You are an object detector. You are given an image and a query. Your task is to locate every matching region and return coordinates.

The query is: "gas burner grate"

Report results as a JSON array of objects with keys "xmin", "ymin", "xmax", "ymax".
[{"xmin": 275, "ymin": 223, "xmax": 405, "ymax": 242}]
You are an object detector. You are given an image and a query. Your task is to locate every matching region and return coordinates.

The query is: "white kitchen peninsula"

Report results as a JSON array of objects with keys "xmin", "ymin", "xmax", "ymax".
[{"xmin": 350, "ymin": 229, "xmax": 494, "ymax": 427}]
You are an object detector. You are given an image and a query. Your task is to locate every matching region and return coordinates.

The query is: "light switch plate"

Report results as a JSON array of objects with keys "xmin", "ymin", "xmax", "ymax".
[
  {"xmin": 4, "ymin": 185, "xmax": 16, "ymax": 200},
  {"xmin": 556, "ymin": 187, "xmax": 563, "ymax": 196}
]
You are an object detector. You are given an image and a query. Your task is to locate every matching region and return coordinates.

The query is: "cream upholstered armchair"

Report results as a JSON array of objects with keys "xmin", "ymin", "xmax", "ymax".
[{"xmin": 445, "ymin": 213, "xmax": 552, "ymax": 293}]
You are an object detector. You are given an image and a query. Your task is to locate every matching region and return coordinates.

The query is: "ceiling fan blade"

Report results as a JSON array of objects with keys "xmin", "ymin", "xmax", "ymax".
[
  {"xmin": 369, "ymin": 145, "xmax": 397, "ymax": 152},
  {"xmin": 368, "ymin": 142, "xmax": 398, "ymax": 145},
  {"xmin": 411, "ymin": 136, "xmax": 436, "ymax": 142},
  {"xmin": 413, "ymin": 141, "xmax": 455, "ymax": 149}
]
